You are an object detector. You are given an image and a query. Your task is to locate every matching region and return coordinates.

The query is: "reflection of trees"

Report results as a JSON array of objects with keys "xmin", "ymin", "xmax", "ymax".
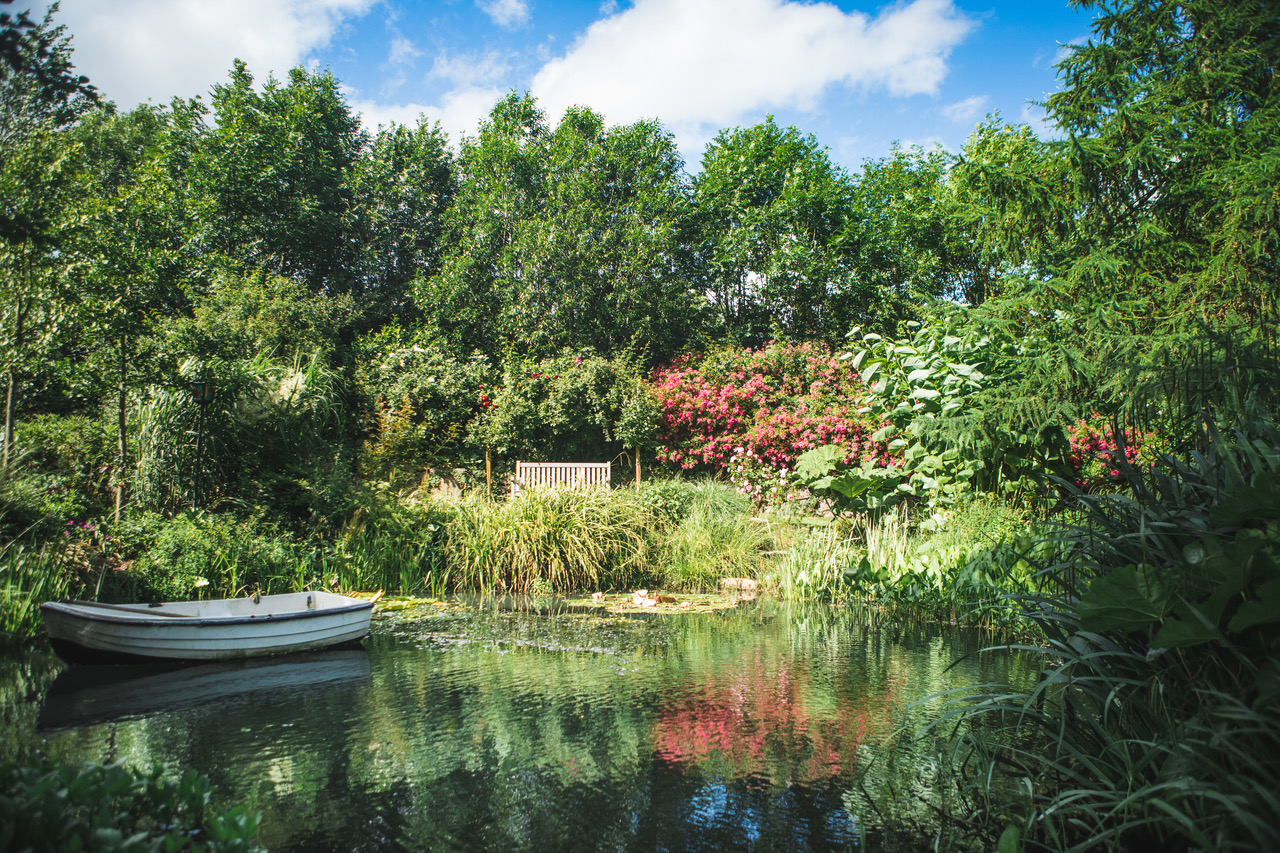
[{"xmin": 13, "ymin": 603, "xmax": 1037, "ymax": 850}]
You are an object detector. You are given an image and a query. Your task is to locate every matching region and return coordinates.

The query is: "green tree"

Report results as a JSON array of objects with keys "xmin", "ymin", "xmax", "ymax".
[
  {"xmin": 191, "ymin": 60, "xmax": 366, "ymax": 297},
  {"xmin": 1043, "ymin": 0, "xmax": 1280, "ymax": 327},
  {"xmin": 0, "ymin": 3, "xmax": 95, "ymax": 465},
  {"xmin": 349, "ymin": 118, "xmax": 456, "ymax": 331},
  {"xmin": 421, "ymin": 93, "xmax": 700, "ymax": 363},
  {"xmin": 66, "ymin": 104, "xmax": 192, "ymax": 520},
  {"xmin": 693, "ymin": 117, "xmax": 856, "ymax": 346},
  {"xmin": 946, "ymin": 117, "xmax": 1074, "ymax": 304}
]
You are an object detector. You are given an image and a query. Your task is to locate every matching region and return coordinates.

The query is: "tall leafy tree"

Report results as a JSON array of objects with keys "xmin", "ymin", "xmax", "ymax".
[
  {"xmin": 693, "ymin": 118, "xmax": 856, "ymax": 346},
  {"xmin": 946, "ymin": 117, "xmax": 1075, "ymax": 304},
  {"xmin": 1043, "ymin": 0, "xmax": 1280, "ymax": 327},
  {"xmin": 422, "ymin": 94, "xmax": 700, "ymax": 363},
  {"xmin": 348, "ymin": 117, "xmax": 455, "ymax": 331},
  {"xmin": 66, "ymin": 104, "xmax": 192, "ymax": 519},
  {"xmin": 0, "ymin": 2, "xmax": 95, "ymax": 465},
  {"xmin": 191, "ymin": 60, "xmax": 366, "ymax": 296}
]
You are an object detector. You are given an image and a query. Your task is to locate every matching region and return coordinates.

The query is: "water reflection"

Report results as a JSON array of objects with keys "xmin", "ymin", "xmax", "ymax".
[
  {"xmin": 3, "ymin": 599, "xmax": 1032, "ymax": 852},
  {"xmin": 38, "ymin": 649, "xmax": 371, "ymax": 731}
]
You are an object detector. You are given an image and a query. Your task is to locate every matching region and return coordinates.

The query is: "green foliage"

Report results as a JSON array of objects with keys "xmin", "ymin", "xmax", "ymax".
[
  {"xmin": 1072, "ymin": 418, "xmax": 1280, "ymax": 648},
  {"xmin": 442, "ymin": 487, "xmax": 655, "ymax": 594},
  {"xmin": 348, "ymin": 118, "xmax": 455, "ymax": 330},
  {"xmin": 2, "ymin": 414, "xmax": 114, "ymax": 535},
  {"xmin": 193, "ymin": 61, "xmax": 365, "ymax": 296},
  {"xmin": 767, "ymin": 498, "xmax": 1046, "ymax": 625},
  {"xmin": 1043, "ymin": 0, "xmax": 1280, "ymax": 326},
  {"xmin": 925, "ymin": 417, "xmax": 1280, "ymax": 852},
  {"xmin": 474, "ymin": 349, "xmax": 654, "ymax": 469},
  {"xmin": 355, "ymin": 331, "xmax": 495, "ymax": 486},
  {"xmin": 121, "ymin": 511, "xmax": 302, "ymax": 601},
  {"xmin": 133, "ymin": 351, "xmax": 351, "ymax": 522},
  {"xmin": 0, "ymin": 752, "xmax": 263, "ymax": 852},
  {"xmin": 421, "ymin": 94, "xmax": 700, "ymax": 364},
  {"xmin": 171, "ymin": 270, "xmax": 352, "ymax": 364},
  {"xmin": 0, "ymin": 539, "xmax": 75, "ymax": 648},
  {"xmin": 834, "ymin": 313, "xmax": 995, "ymax": 523},
  {"xmin": 694, "ymin": 117, "xmax": 858, "ymax": 345},
  {"xmin": 656, "ymin": 480, "xmax": 768, "ymax": 591},
  {"xmin": 326, "ymin": 497, "xmax": 450, "ymax": 596}
]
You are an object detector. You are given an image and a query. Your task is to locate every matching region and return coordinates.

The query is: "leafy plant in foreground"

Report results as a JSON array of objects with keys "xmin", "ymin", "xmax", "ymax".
[
  {"xmin": 921, "ymin": 417, "xmax": 1280, "ymax": 852},
  {"xmin": 0, "ymin": 752, "xmax": 263, "ymax": 852}
]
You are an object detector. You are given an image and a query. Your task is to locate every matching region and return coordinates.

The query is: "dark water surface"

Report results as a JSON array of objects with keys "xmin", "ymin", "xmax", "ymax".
[{"xmin": 1, "ymin": 598, "xmax": 1034, "ymax": 852}]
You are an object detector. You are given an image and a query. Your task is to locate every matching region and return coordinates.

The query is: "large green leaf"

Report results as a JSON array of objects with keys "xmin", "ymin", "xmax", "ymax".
[{"xmin": 1078, "ymin": 563, "xmax": 1169, "ymax": 633}]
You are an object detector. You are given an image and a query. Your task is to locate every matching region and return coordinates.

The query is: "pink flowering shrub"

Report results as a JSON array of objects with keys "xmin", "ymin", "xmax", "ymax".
[
  {"xmin": 651, "ymin": 342, "xmax": 894, "ymax": 501},
  {"xmin": 1066, "ymin": 416, "xmax": 1161, "ymax": 493}
]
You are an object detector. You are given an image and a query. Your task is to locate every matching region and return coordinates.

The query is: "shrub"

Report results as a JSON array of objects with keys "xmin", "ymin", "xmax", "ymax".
[
  {"xmin": 442, "ymin": 487, "xmax": 656, "ymax": 594},
  {"xmin": 0, "ymin": 752, "xmax": 263, "ymax": 852},
  {"xmin": 657, "ymin": 480, "xmax": 769, "ymax": 591},
  {"xmin": 118, "ymin": 512, "xmax": 301, "ymax": 601},
  {"xmin": 473, "ymin": 349, "xmax": 656, "ymax": 472},
  {"xmin": 924, "ymin": 417, "xmax": 1280, "ymax": 852},
  {"xmin": 651, "ymin": 341, "xmax": 890, "ymax": 489},
  {"xmin": 0, "ymin": 541, "xmax": 77, "ymax": 649}
]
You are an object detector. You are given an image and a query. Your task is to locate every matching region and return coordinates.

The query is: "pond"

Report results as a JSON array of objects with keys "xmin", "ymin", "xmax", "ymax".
[{"xmin": 0, "ymin": 597, "xmax": 1035, "ymax": 852}]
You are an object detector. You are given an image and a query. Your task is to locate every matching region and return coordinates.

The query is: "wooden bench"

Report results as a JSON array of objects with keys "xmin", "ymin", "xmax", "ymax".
[{"xmin": 511, "ymin": 462, "xmax": 611, "ymax": 497}]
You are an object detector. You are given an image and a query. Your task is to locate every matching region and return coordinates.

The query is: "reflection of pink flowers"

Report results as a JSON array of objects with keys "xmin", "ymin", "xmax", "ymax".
[{"xmin": 650, "ymin": 650, "xmax": 902, "ymax": 784}]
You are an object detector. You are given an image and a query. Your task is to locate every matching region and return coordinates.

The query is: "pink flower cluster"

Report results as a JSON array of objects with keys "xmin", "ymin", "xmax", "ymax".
[
  {"xmin": 1066, "ymin": 416, "xmax": 1156, "ymax": 492},
  {"xmin": 650, "ymin": 342, "xmax": 894, "ymax": 489}
]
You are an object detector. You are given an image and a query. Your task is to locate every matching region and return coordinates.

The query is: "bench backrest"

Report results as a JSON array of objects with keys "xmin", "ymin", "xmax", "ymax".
[{"xmin": 511, "ymin": 462, "xmax": 611, "ymax": 497}]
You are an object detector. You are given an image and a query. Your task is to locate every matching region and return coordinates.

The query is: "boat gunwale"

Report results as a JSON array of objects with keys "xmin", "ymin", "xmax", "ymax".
[{"xmin": 40, "ymin": 597, "xmax": 373, "ymax": 629}]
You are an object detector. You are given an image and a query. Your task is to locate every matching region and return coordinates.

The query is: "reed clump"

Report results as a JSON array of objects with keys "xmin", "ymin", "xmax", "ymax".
[{"xmin": 442, "ymin": 486, "xmax": 656, "ymax": 594}]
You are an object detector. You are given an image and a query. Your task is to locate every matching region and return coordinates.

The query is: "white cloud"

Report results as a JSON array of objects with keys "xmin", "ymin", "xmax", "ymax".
[
  {"xmin": 349, "ymin": 86, "xmax": 506, "ymax": 146},
  {"xmin": 477, "ymin": 0, "xmax": 530, "ymax": 29},
  {"xmin": 429, "ymin": 51, "xmax": 512, "ymax": 88},
  {"xmin": 942, "ymin": 94, "xmax": 987, "ymax": 122},
  {"xmin": 532, "ymin": 0, "xmax": 974, "ymax": 139},
  {"xmin": 385, "ymin": 34, "xmax": 422, "ymax": 69},
  {"xmin": 42, "ymin": 0, "xmax": 375, "ymax": 108}
]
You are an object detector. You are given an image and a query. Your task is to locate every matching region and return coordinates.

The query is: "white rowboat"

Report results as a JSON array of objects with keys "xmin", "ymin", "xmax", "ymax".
[{"xmin": 41, "ymin": 591, "xmax": 374, "ymax": 663}]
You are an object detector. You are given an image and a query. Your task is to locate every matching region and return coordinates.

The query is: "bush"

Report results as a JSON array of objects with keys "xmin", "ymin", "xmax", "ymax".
[
  {"xmin": 651, "ymin": 341, "xmax": 889, "ymax": 486},
  {"xmin": 0, "ymin": 541, "xmax": 77, "ymax": 649},
  {"xmin": 0, "ymin": 752, "xmax": 263, "ymax": 852},
  {"xmin": 925, "ymin": 417, "xmax": 1280, "ymax": 852},
  {"xmin": 658, "ymin": 481, "xmax": 769, "ymax": 591},
  {"xmin": 1, "ymin": 415, "xmax": 116, "ymax": 539},
  {"xmin": 442, "ymin": 487, "xmax": 657, "ymax": 594},
  {"xmin": 116, "ymin": 511, "xmax": 302, "ymax": 601}
]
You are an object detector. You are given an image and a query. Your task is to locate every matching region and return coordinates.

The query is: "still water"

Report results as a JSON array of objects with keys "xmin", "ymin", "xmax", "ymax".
[{"xmin": 2, "ymin": 598, "xmax": 1033, "ymax": 852}]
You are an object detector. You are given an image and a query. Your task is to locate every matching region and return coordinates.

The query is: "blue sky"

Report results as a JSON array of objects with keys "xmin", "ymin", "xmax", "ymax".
[{"xmin": 31, "ymin": 0, "xmax": 1094, "ymax": 172}]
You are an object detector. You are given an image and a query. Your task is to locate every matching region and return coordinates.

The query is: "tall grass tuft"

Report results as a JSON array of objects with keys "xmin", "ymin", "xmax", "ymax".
[
  {"xmin": 444, "ymin": 487, "xmax": 656, "ymax": 594},
  {"xmin": 768, "ymin": 500, "xmax": 1042, "ymax": 625},
  {"xmin": 328, "ymin": 498, "xmax": 449, "ymax": 595},
  {"xmin": 659, "ymin": 481, "xmax": 769, "ymax": 591},
  {"xmin": 0, "ymin": 541, "xmax": 76, "ymax": 649},
  {"xmin": 920, "ymin": 417, "xmax": 1280, "ymax": 852},
  {"xmin": 768, "ymin": 524, "xmax": 858, "ymax": 600}
]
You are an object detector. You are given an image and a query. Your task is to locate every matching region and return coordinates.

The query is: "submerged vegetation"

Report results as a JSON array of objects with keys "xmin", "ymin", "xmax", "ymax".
[{"xmin": 2, "ymin": 0, "xmax": 1279, "ymax": 850}]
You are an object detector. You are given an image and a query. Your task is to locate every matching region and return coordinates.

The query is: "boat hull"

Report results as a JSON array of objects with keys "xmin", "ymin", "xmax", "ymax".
[{"xmin": 41, "ymin": 592, "xmax": 374, "ymax": 662}]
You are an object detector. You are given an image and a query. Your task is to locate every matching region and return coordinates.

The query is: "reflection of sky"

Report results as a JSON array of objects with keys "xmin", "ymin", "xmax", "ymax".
[
  {"xmin": 691, "ymin": 781, "xmax": 760, "ymax": 843},
  {"xmin": 687, "ymin": 780, "xmax": 863, "ymax": 849}
]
